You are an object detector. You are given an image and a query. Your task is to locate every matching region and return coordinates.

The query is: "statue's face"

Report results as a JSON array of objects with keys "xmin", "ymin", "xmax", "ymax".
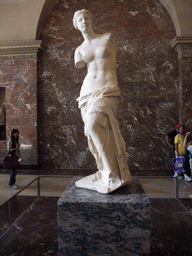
[{"xmin": 77, "ymin": 12, "xmax": 92, "ymax": 32}]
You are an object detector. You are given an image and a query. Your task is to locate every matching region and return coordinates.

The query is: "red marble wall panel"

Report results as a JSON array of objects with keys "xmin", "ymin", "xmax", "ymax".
[
  {"xmin": 0, "ymin": 59, "xmax": 37, "ymax": 165},
  {"xmin": 180, "ymin": 58, "xmax": 192, "ymax": 129},
  {"xmin": 37, "ymin": 0, "xmax": 178, "ymax": 171}
]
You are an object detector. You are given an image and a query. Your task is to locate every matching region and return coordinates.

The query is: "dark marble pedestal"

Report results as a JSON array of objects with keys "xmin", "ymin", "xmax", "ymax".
[{"xmin": 57, "ymin": 178, "xmax": 151, "ymax": 256}]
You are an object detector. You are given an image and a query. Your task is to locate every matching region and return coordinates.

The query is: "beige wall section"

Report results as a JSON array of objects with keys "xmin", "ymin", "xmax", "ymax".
[
  {"xmin": 160, "ymin": 0, "xmax": 192, "ymax": 36},
  {"xmin": 0, "ymin": 0, "xmax": 192, "ymax": 40},
  {"xmin": 172, "ymin": 0, "xmax": 192, "ymax": 36},
  {"xmin": 0, "ymin": 0, "xmax": 46, "ymax": 41}
]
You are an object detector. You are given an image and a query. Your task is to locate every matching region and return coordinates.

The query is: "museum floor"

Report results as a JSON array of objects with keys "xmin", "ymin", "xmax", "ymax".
[{"xmin": 0, "ymin": 173, "xmax": 192, "ymax": 256}]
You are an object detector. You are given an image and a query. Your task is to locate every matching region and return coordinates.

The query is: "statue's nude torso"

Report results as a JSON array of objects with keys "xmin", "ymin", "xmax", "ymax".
[{"xmin": 75, "ymin": 32, "xmax": 118, "ymax": 97}]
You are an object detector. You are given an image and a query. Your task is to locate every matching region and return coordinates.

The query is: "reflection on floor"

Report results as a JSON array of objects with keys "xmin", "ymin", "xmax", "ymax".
[{"xmin": 0, "ymin": 174, "xmax": 192, "ymax": 255}]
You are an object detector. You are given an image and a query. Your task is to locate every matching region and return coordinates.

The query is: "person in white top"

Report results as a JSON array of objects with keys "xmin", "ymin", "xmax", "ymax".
[
  {"xmin": 73, "ymin": 9, "xmax": 132, "ymax": 193},
  {"xmin": 183, "ymin": 132, "xmax": 192, "ymax": 197},
  {"xmin": 183, "ymin": 131, "xmax": 192, "ymax": 171}
]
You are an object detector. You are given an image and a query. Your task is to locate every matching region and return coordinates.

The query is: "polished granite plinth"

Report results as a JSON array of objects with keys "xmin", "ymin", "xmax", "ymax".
[{"xmin": 58, "ymin": 178, "xmax": 151, "ymax": 256}]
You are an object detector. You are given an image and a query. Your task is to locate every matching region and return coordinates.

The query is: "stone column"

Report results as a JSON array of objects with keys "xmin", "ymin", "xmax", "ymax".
[
  {"xmin": 170, "ymin": 36, "xmax": 192, "ymax": 129},
  {"xmin": 0, "ymin": 40, "xmax": 41, "ymax": 166}
]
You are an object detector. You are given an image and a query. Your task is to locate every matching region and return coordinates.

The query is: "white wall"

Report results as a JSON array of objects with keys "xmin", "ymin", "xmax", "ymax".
[
  {"xmin": 0, "ymin": 0, "xmax": 46, "ymax": 41},
  {"xmin": 160, "ymin": 0, "xmax": 192, "ymax": 36}
]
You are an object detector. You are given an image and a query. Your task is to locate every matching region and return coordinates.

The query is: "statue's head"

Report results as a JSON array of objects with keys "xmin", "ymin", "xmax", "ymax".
[{"xmin": 73, "ymin": 9, "xmax": 93, "ymax": 30}]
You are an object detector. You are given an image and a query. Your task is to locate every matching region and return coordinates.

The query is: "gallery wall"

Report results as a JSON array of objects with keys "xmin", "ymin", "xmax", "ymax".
[{"xmin": 0, "ymin": 0, "xmax": 191, "ymax": 173}]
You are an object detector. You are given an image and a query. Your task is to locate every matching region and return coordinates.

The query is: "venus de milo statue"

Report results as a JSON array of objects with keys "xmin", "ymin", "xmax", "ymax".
[{"xmin": 73, "ymin": 9, "xmax": 132, "ymax": 194}]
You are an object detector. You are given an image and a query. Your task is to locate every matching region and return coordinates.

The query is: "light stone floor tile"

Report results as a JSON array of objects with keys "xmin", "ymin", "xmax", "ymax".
[
  {"xmin": 138, "ymin": 177, "xmax": 192, "ymax": 198},
  {"xmin": 0, "ymin": 174, "xmax": 39, "ymax": 206},
  {"xmin": 19, "ymin": 177, "xmax": 73, "ymax": 197},
  {"xmin": 1, "ymin": 174, "xmax": 192, "ymax": 206},
  {"xmin": 177, "ymin": 180, "xmax": 192, "ymax": 198},
  {"xmin": 0, "ymin": 174, "xmax": 72, "ymax": 206}
]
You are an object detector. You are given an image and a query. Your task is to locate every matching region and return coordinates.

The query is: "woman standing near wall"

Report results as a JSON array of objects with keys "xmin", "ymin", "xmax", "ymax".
[{"xmin": 7, "ymin": 129, "xmax": 20, "ymax": 189}]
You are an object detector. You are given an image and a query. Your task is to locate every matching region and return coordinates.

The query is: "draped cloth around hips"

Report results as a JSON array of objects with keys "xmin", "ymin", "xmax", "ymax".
[{"xmin": 77, "ymin": 86, "xmax": 131, "ymax": 182}]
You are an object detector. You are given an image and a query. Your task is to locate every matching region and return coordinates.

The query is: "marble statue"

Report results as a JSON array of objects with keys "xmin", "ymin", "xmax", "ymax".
[{"xmin": 73, "ymin": 9, "xmax": 132, "ymax": 194}]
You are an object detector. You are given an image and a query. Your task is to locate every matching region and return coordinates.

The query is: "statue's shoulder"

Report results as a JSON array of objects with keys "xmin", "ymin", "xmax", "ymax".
[
  {"xmin": 75, "ymin": 43, "xmax": 83, "ymax": 53},
  {"xmin": 105, "ymin": 32, "xmax": 113, "ymax": 36},
  {"xmin": 103, "ymin": 32, "xmax": 115, "ymax": 44},
  {"xmin": 103, "ymin": 32, "xmax": 113, "ymax": 38}
]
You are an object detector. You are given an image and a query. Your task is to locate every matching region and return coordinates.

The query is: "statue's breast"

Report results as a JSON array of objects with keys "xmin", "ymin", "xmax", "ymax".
[
  {"xmin": 81, "ymin": 48, "xmax": 95, "ymax": 63},
  {"xmin": 81, "ymin": 39, "xmax": 112, "ymax": 63},
  {"xmin": 81, "ymin": 34, "xmax": 114, "ymax": 63}
]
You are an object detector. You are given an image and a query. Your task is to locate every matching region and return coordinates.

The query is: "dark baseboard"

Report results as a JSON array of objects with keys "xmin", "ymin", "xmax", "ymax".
[
  {"xmin": 0, "ymin": 164, "xmax": 39, "ymax": 170},
  {"xmin": 0, "ymin": 166, "xmax": 175, "ymax": 176}
]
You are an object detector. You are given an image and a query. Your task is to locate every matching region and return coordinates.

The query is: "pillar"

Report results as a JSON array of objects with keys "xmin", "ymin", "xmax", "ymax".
[{"xmin": 170, "ymin": 36, "xmax": 192, "ymax": 129}]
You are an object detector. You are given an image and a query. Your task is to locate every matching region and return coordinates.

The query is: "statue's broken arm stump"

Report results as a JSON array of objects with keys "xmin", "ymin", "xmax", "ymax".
[{"xmin": 58, "ymin": 178, "xmax": 151, "ymax": 256}]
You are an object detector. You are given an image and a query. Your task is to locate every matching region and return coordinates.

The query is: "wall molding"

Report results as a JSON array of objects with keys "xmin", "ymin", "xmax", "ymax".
[
  {"xmin": 170, "ymin": 36, "xmax": 192, "ymax": 59},
  {"xmin": 0, "ymin": 40, "xmax": 42, "ymax": 61}
]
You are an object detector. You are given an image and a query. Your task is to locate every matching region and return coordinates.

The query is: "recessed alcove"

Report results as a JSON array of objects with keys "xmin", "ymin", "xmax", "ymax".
[{"xmin": 37, "ymin": 0, "xmax": 178, "ymax": 171}]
